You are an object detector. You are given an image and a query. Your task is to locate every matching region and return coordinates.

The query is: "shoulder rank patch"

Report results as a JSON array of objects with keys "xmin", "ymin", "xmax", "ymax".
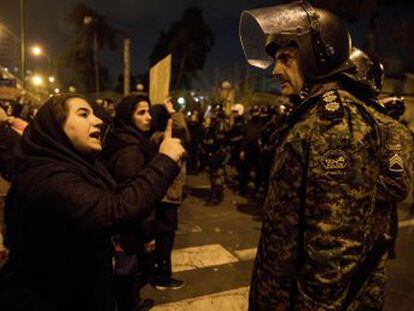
[
  {"xmin": 319, "ymin": 89, "xmax": 344, "ymax": 121},
  {"xmin": 320, "ymin": 149, "xmax": 350, "ymax": 170},
  {"xmin": 389, "ymin": 153, "xmax": 404, "ymax": 173}
]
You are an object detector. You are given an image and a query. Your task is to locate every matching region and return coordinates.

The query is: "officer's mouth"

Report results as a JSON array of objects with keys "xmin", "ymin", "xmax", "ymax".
[
  {"xmin": 280, "ymin": 81, "xmax": 291, "ymax": 89},
  {"xmin": 278, "ymin": 78, "xmax": 290, "ymax": 88}
]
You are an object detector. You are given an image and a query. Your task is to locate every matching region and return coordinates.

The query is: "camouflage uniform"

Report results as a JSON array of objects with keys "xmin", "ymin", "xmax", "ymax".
[
  {"xmin": 344, "ymin": 93, "xmax": 413, "ymax": 310},
  {"xmin": 249, "ymin": 88, "xmax": 387, "ymax": 310}
]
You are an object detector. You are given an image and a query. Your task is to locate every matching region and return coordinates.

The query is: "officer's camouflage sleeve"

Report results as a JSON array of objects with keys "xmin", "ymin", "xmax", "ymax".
[
  {"xmin": 376, "ymin": 120, "xmax": 413, "ymax": 203},
  {"xmin": 295, "ymin": 93, "xmax": 380, "ymax": 310}
]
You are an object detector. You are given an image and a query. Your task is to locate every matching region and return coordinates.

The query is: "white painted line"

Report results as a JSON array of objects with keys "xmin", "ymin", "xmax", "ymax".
[
  {"xmin": 233, "ymin": 247, "xmax": 257, "ymax": 261},
  {"xmin": 152, "ymin": 286, "xmax": 249, "ymax": 311},
  {"xmin": 172, "ymin": 244, "xmax": 239, "ymax": 273},
  {"xmin": 399, "ymin": 219, "xmax": 414, "ymax": 228}
]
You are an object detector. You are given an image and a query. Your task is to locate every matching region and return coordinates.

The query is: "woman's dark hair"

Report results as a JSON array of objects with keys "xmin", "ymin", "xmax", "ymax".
[
  {"xmin": 115, "ymin": 94, "xmax": 151, "ymax": 119},
  {"xmin": 44, "ymin": 94, "xmax": 90, "ymax": 127}
]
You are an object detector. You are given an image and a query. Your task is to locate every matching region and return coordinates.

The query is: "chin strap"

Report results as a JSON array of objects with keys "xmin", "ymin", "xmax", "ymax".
[
  {"xmin": 299, "ymin": 1, "xmax": 332, "ymax": 66},
  {"xmin": 299, "ymin": 82, "xmax": 312, "ymax": 100}
]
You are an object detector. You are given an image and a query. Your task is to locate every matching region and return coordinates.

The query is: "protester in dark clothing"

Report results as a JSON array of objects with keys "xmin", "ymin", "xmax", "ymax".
[
  {"xmin": 0, "ymin": 94, "xmax": 185, "ymax": 311},
  {"xmin": 103, "ymin": 94, "xmax": 157, "ymax": 310}
]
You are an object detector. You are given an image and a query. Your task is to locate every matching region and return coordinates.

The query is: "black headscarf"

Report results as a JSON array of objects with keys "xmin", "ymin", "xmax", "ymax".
[
  {"xmin": 14, "ymin": 94, "xmax": 116, "ymax": 190},
  {"xmin": 104, "ymin": 94, "xmax": 156, "ymax": 162}
]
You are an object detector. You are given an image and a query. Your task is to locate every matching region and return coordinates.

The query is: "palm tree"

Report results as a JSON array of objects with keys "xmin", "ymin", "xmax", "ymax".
[
  {"xmin": 149, "ymin": 7, "xmax": 215, "ymax": 90},
  {"xmin": 59, "ymin": 4, "xmax": 118, "ymax": 93}
]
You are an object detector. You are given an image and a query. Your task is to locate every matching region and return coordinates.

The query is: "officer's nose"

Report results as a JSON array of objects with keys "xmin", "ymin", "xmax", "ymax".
[{"xmin": 273, "ymin": 61, "xmax": 283, "ymax": 77}]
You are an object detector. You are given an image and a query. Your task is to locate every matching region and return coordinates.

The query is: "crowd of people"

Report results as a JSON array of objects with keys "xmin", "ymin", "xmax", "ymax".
[{"xmin": 0, "ymin": 1, "xmax": 413, "ymax": 310}]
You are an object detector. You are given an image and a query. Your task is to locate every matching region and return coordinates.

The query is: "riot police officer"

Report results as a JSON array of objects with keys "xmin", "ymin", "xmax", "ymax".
[
  {"xmin": 202, "ymin": 104, "xmax": 227, "ymax": 205},
  {"xmin": 227, "ymin": 104, "xmax": 246, "ymax": 187},
  {"xmin": 380, "ymin": 95, "xmax": 413, "ymax": 218},
  {"xmin": 239, "ymin": 2, "xmax": 395, "ymax": 309},
  {"xmin": 238, "ymin": 105, "xmax": 263, "ymax": 196}
]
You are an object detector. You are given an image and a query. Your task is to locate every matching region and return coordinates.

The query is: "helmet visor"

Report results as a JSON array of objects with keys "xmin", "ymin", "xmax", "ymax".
[{"xmin": 239, "ymin": 2, "xmax": 310, "ymax": 69}]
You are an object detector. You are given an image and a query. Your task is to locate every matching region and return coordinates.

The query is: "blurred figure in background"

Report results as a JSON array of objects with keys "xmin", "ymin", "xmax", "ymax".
[
  {"xmin": 202, "ymin": 104, "xmax": 227, "ymax": 205},
  {"xmin": 238, "ymin": 105, "xmax": 263, "ymax": 196},
  {"xmin": 187, "ymin": 109, "xmax": 203, "ymax": 175}
]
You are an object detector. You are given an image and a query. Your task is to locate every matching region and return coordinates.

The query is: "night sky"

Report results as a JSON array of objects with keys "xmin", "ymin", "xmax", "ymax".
[{"xmin": 0, "ymin": 0, "xmax": 412, "ymax": 89}]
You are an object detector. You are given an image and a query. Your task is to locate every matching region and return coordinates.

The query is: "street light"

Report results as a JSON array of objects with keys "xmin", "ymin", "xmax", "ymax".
[
  {"xmin": 48, "ymin": 76, "xmax": 55, "ymax": 83},
  {"xmin": 31, "ymin": 74, "xmax": 44, "ymax": 87},
  {"xmin": 31, "ymin": 45, "xmax": 43, "ymax": 56},
  {"xmin": 31, "ymin": 44, "xmax": 52, "ymax": 73}
]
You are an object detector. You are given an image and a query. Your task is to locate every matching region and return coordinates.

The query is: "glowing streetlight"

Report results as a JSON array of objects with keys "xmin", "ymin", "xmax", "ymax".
[
  {"xmin": 48, "ymin": 76, "xmax": 55, "ymax": 83},
  {"xmin": 54, "ymin": 88, "xmax": 60, "ymax": 94},
  {"xmin": 31, "ymin": 74, "xmax": 44, "ymax": 87},
  {"xmin": 31, "ymin": 45, "xmax": 43, "ymax": 56},
  {"xmin": 177, "ymin": 97, "xmax": 186, "ymax": 105},
  {"xmin": 31, "ymin": 45, "xmax": 53, "ymax": 73}
]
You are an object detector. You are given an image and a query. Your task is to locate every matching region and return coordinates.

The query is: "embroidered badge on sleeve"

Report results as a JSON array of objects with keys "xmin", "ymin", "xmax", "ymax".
[{"xmin": 320, "ymin": 149, "xmax": 350, "ymax": 170}]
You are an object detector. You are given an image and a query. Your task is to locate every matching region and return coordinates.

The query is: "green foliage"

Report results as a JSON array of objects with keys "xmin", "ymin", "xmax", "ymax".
[{"xmin": 149, "ymin": 7, "xmax": 215, "ymax": 90}]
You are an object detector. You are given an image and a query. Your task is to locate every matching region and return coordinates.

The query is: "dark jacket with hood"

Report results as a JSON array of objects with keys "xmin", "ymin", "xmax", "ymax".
[{"xmin": 0, "ymin": 95, "xmax": 179, "ymax": 311}]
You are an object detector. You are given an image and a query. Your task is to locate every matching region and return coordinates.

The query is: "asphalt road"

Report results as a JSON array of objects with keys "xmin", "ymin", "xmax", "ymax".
[{"xmin": 142, "ymin": 172, "xmax": 414, "ymax": 311}]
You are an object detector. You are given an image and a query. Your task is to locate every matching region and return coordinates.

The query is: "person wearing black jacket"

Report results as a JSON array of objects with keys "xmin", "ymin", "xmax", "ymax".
[
  {"xmin": 103, "ymin": 94, "xmax": 157, "ymax": 311},
  {"xmin": 0, "ymin": 94, "xmax": 185, "ymax": 311}
]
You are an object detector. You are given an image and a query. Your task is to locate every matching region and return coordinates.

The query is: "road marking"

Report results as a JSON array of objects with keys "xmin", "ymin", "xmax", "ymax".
[
  {"xmin": 399, "ymin": 219, "xmax": 414, "ymax": 228},
  {"xmin": 152, "ymin": 286, "xmax": 249, "ymax": 311},
  {"xmin": 234, "ymin": 247, "xmax": 257, "ymax": 261},
  {"xmin": 172, "ymin": 244, "xmax": 239, "ymax": 273}
]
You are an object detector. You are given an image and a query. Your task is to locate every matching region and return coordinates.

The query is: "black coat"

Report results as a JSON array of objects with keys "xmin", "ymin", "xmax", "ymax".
[
  {"xmin": 103, "ymin": 97, "xmax": 158, "ymax": 249},
  {"xmin": 0, "ymin": 96, "xmax": 179, "ymax": 311}
]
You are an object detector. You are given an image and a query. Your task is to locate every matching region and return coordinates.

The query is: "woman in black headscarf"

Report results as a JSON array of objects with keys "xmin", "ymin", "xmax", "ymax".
[
  {"xmin": 103, "ymin": 94, "xmax": 157, "ymax": 311},
  {"xmin": 0, "ymin": 94, "xmax": 184, "ymax": 311}
]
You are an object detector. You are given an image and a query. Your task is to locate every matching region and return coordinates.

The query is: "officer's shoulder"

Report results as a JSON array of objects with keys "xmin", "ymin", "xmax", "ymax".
[{"xmin": 313, "ymin": 89, "xmax": 349, "ymax": 124}]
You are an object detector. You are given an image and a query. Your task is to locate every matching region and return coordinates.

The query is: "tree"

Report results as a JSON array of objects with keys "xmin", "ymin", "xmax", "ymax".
[
  {"xmin": 59, "ymin": 4, "xmax": 118, "ymax": 93},
  {"xmin": 149, "ymin": 7, "xmax": 215, "ymax": 90}
]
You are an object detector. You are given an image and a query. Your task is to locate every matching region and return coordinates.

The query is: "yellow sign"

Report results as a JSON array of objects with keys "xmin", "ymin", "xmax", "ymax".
[{"xmin": 150, "ymin": 54, "xmax": 171, "ymax": 105}]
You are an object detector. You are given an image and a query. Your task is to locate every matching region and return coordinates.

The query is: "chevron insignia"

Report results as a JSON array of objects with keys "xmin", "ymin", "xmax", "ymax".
[{"xmin": 389, "ymin": 153, "xmax": 404, "ymax": 173}]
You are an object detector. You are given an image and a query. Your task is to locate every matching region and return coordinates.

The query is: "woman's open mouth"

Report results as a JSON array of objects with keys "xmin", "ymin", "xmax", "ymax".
[{"xmin": 89, "ymin": 131, "xmax": 101, "ymax": 140}]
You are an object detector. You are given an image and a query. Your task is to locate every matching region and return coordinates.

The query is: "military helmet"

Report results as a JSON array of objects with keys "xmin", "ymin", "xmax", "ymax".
[
  {"xmin": 381, "ymin": 95, "xmax": 405, "ymax": 120},
  {"xmin": 340, "ymin": 48, "xmax": 384, "ymax": 96},
  {"xmin": 239, "ymin": 1, "xmax": 352, "ymax": 80}
]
